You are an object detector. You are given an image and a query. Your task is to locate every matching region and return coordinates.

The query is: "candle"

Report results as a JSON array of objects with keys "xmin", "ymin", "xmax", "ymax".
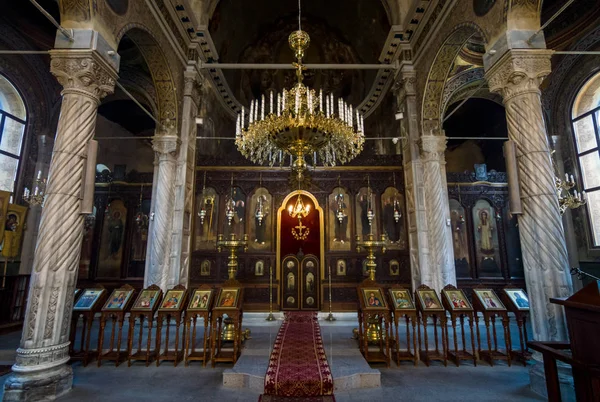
[
  {"xmin": 236, "ymin": 114, "xmax": 240, "ymax": 136},
  {"xmin": 254, "ymin": 100, "xmax": 258, "ymax": 122},
  {"xmin": 570, "ymin": 174, "xmax": 574, "ymax": 183},
  {"xmin": 241, "ymin": 107, "xmax": 245, "ymax": 129},
  {"xmin": 582, "ymin": 191, "xmax": 587, "ymax": 200},
  {"xmin": 295, "ymin": 90, "xmax": 300, "ymax": 116},
  {"xmin": 37, "ymin": 170, "xmax": 42, "ymax": 180},
  {"xmin": 261, "ymin": 95, "xmax": 265, "ymax": 120},
  {"xmin": 270, "ymin": 91, "xmax": 273, "ymax": 115},
  {"xmin": 565, "ymin": 173, "xmax": 569, "ymax": 182},
  {"xmin": 277, "ymin": 93, "xmax": 281, "ymax": 117},
  {"xmin": 250, "ymin": 101, "xmax": 254, "ymax": 123},
  {"xmin": 319, "ymin": 90, "xmax": 323, "ymax": 113},
  {"xmin": 282, "ymin": 90, "xmax": 286, "ymax": 112},
  {"xmin": 34, "ymin": 186, "xmax": 39, "ymax": 196}
]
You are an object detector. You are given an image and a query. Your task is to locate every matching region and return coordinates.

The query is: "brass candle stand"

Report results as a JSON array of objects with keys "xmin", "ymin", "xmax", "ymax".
[
  {"xmin": 266, "ymin": 265, "xmax": 275, "ymax": 321},
  {"xmin": 216, "ymin": 233, "xmax": 249, "ymax": 280},
  {"xmin": 355, "ymin": 233, "xmax": 387, "ymax": 282},
  {"xmin": 325, "ymin": 265, "xmax": 336, "ymax": 321}
]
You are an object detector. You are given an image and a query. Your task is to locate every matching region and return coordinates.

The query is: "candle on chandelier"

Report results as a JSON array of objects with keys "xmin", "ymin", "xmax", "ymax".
[
  {"xmin": 282, "ymin": 90, "xmax": 287, "ymax": 112},
  {"xmin": 582, "ymin": 191, "xmax": 587, "ymax": 200},
  {"xmin": 319, "ymin": 89, "xmax": 323, "ymax": 113},
  {"xmin": 236, "ymin": 114, "xmax": 240, "ymax": 136},
  {"xmin": 249, "ymin": 101, "xmax": 254, "ymax": 123},
  {"xmin": 295, "ymin": 90, "xmax": 300, "ymax": 116},
  {"xmin": 570, "ymin": 174, "xmax": 574, "ymax": 183},
  {"xmin": 37, "ymin": 170, "xmax": 42, "ymax": 180},
  {"xmin": 565, "ymin": 173, "xmax": 569, "ymax": 182},
  {"xmin": 254, "ymin": 100, "xmax": 259, "ymax": 122},
  {"xmin": 261, "ymin": 95, "xmax": 265, "ymax": 120},
  {"xmin": 326, "ymin": 96, "xmax": 330, "ymax": 117},
  {"xmin": 277, "ymin": 93, "xmax": 281, "ymax": 117},
  {"xmin": 241, "ymin": 107, "xmax": 245, "ymax": 129},
  {"xmin": 270, "ymin": 91, "xmax": 274, "ymax": 115}
]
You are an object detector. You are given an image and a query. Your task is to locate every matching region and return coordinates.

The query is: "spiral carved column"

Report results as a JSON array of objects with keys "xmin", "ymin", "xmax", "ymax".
[
  {"xmin": 421, "ymin": 134, "xmax": 456, "ymax": 291},
  {"xmin": 486, "ymin": 49, "xmax": 573, "ymax": 343},
  {"xmin": 144, "ymin": 134, "xmax": 179, "ymax": 291},
  {"xmin": 3, "ymin": 50, "xmax": 117, "ymax": 400},
  {"xmin": 394, "ymin": 71, "xmax": 430, "ymax": 289}
]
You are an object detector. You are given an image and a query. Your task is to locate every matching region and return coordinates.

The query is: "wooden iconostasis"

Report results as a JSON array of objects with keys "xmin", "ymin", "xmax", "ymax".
[{"xmin": 77, "ymin": 170, "xmax": 525, "ymax": 311}]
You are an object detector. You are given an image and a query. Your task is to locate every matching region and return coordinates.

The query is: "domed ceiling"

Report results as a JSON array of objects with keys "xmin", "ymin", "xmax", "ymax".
[{"xmin": 208, "ymin": 0, "xmax": 391, "ymax": 109}]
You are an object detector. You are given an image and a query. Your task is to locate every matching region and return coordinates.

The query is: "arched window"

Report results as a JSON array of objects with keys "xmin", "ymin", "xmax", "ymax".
[
  {"xmin": 572, "ymin": 72, "xmax": 600, "ymax": 246},
  {"xmin": 0, "ymin": 74, "xmax": 27, "ymax": 195}
]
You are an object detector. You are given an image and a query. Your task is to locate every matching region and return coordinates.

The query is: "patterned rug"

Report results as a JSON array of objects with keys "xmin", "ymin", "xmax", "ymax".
[
  {"xmin": 258, "ymin": 396, "xmax": 336, "ymax": 402},
  {"xmin": 263, "ymin": 312, "xmax": 334, "ymax": 398}
]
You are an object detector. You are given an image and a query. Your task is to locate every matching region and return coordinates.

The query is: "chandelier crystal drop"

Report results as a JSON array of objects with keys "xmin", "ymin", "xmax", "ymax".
[{"xmin": 235, "ymin": 2, "xmax": 365, "ymax": 172}]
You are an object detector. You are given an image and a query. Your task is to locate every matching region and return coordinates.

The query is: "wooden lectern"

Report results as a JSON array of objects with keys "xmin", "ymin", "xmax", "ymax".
[{"xmin": 528, "ymin": 281, "xmax": 600, "ymax": 402}]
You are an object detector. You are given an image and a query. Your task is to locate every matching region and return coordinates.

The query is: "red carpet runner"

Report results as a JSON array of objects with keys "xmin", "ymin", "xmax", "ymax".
[{"xmin": 260, "ymin": 312, "xmax": 334, "ymax": 401}]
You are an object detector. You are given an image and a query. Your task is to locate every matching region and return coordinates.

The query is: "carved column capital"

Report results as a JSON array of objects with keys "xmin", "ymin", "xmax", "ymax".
[
  {"xmin": 184, "ymin": 68, "xmax": 203, "ymax": 106},
  {"xmin": 152, "ymin": 134, "xmax": 180, "ymax": 157},
  {"xmin": 485, "ymin": 49, "xmax": 552, "ymax": 102},
  {"xmin": 393, "ymin": 71, "xmax": 417, "ymax": 103},
  {"xmin": 420, "ymin": 135, "xmax": 447, "ymax": 161},
  {"xmin": 49, "ymin": 50, "xmax": 118, "ymax": 103}
]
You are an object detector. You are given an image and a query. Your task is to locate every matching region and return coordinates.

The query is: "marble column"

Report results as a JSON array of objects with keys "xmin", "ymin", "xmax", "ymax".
[
  {"xmin": 486, "ymin": 49, "xmax": 573, "ymax": 343},
  {"xmin": 393, "ymin": 70, "xmax": 430, "ymax": 290},
  {"xmin": 3, "ymin": 50, "xmax": 117, "ymax": 400},
  {"xmin": 169, "ymin": 68, "xmax": 201, "ymax": 289},
  {"xmin": 420, "ymin": 133, "xmax": 456, "ymax": 291},
  {"xmin": 144, "ymin": 133, "xmax": 180, "ymax": 292}
]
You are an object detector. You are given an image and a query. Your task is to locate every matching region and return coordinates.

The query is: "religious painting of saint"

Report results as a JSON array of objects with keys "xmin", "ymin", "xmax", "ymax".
[
  {"xmin": 472, "ymin": 199, "xmax": 502, "ymax": 277},
  {"xmin": 223, "ymin": 186, "xmax": 246, "ymax": 238},
  {"xmin": 217, "ymin": 288, "xmax": 239, "ymax": 309},
  {"xmin": 503, "ymin": 289, "xmax": 529, "ymax": 311},
  {"xmin": 473, "ymin": 289, "xmax": 506, "ymax": 311},
  {"xmin": 248, "ymin": 188, "xmax": 272, "ymax": 251},
  {"xmin": 200, "ymin": 259, "xmax": 211, "ymax": 276},
  {"xmin": 388, "ymin": 289, "xmax": 415, "ymax": 310},
  {"xmin": 355, "ymin": 187, "xmax": 378, "ymax": 240},
  {"xmin": 159, "ymin": 290, "xmax": 185, "ymax": 310},
  {"xmin": 416, "ymin": 289, "xmax": 444, "ymax": 311},
  {"xmin": 0, "ymin": 190, "xmax": 11, "ymax": 244},
  {"xmin": 389, "ymin": 259, "xmax": 400, "ymax": 276},
  {"xmin": 361, "ymin": 288, "xmax": 387, "ymax": 309},
  {"xmin": 188, "ymin": 289, "xmax": 213, "ymax": 311},
  {"xmin": 287, "ymin": 272, "xmax": 296, "ymax": 291},
  {"xmin": 2, "ymin": 204, "xmax": 27, "ymax": 259},
  {"xmin": 131, "ymin": 199, "xmax": 150, "ymax": 262},
  {"xmin": 449, "ymin": 199, "xmax": 471, "ymax": 278},
  {"xmin": 305, "ymin": 272, "xmax": 315, "ymax": 293},
  {"xmin": 336, "ymin": 259, "xmax": 346, "ymax": 276},
  {"xmin": 194, "ymin": 187, "xmax": 219, "ymax": 250},
  {"xmin": 132, "ymin": 289, "xmax": 161, "ymax": 311},
  {"xmin": 102, "ymin": 289, "xmax": 134, "ymax": 311},
  {"xmin": 97, "ymin": 199, "xmax": 127, "ymax": 278},
  {"xmin": 74, "ymin": 289, "xmax": 105, "ymax": 311},
  {"xmin": 443, "ymin": 289, "xmax": 472, "ymax": 311},
  {"xmin": 328, "ymin": 187, "xmax": 351, "ymax": 251},
  {"xmin": 381, "ymin": 187, "xmax": 406, "ymax": 250},
  {"xmin": 361, "ymin": 259, "xmax": 369, "ymax": 277},
  {"xmin": 255, "ymin": 260, "xmax": 265, "ymax": 276}
]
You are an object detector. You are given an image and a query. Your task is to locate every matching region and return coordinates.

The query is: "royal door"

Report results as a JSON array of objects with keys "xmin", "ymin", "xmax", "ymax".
[{"xmin": 277, "ymin": 191, "xmax": 324, "ymax": 311}]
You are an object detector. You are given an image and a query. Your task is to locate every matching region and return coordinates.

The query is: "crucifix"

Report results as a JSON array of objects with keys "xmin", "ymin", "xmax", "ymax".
[{"xmin": 292, "ymin": 218, "xmax": 310, "ymax": 240}]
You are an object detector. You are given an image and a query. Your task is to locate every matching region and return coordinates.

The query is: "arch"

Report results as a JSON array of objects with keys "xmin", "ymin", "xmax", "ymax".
[
  {"xmin": 115, "ymin": 25, "xmax": 178, "ymax": 130},
  {"xmin": 276, "ymin": 190, "xmax": 325, "ymax": 280},
  {"xmin": 421, "ymin": 23, "xmax": 488, "ymax": 135},
  {"xmin": 503, "ymin": 0, "xmax": 542, "ymax": 30}
]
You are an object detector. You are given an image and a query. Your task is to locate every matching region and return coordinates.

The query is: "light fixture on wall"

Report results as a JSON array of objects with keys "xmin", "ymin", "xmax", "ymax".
[
  {"xmin": 234, "ymin": 0, "xmax": 365, "ymax": 174},
  {"xmin": 225, "ymin": 174, "xmax": 236, "ymax": 226},
  {"xmin": 134, "ymin": 185, "xmax": 149, "ymax": 230},
  {"xmin": 555, "ymin": 173, "xmax": 586, "ymax": 215},
  {"xmin": 198, "ymin": 171, "xmax": 209, "ymax": 225},
  {"xmin": 392, "ymin": 173, "xmax": 402, "ymax": 223},
  {"xmin": 366, "ymin": 175, "xmax": 375, "ymax": 229},
  {"xmin": 23, "ymin": 170, "xmax": 46, "ymax": 206},
  {"xmin": 255, "ymin": 174, "xmax": 265, "ymax": 226}
]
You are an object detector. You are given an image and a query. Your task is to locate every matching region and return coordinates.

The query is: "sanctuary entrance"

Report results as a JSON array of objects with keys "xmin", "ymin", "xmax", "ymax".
[{"xmin": 277, "ymin": 191, "xmax": 325, "ymax": 311}]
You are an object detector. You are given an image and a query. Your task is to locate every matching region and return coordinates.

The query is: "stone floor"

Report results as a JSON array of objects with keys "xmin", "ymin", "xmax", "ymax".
[{"xmin": 0, "ymin": 312, "xmax": 546, "ymax": 402}]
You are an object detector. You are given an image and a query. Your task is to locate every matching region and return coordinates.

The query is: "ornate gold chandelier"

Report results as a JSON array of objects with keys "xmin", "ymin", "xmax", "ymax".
[{"xmin": 235, "ymin": 1, "xmax": 365, "ymax": 172}]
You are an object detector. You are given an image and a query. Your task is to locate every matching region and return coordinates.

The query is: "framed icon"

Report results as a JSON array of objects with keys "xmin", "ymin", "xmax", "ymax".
[
  {"xmin": 255, "ymin": 260, "xmax": 265, "ymax": 276},
  {"xmin": 102, "ymin": 288, "xmax": 134, "ymax": 311},
  {"xmin": 159, "ymin": 289, "xmax": 186, "ymax": 310},
  {"xmin": 188, "ymin": 289, "xmax": 213, "ymax": 311},
  {"xmin": 503, "ymin": 288, "xmax": 529, "ymax": 311},
  {"xmin": 389, "ymin": 259, "xmax": 400, "ymax": 276},
  {"xmin": 336, "ymin": 259, "xmax": 346, "ymax": 276},
  {"xmin": 361, "ymin": 288, "xmax": 387, "ymax": 309},
  {"xmin": 388, "ymin": 288, "xmax": 415, "ymax": 310},
  {"xmin": 200, "ymin": 259, "xmax": 211, "ymax": 276},
  {"xmin": 473, "ymin": 289, "xmax": 506, "ymax": 311},
  {"xmin": 132, "ymin": 289, "xmax": 161, "ymax": 311},
  {"xmin": 442, "ymin": 289, "xmax": 473, "ymax": 311},
  {"xmin": 74, "ymin": 289, "xmax": 105, "ymax": 311},
  {"xmin": 416, "ymin": 289, "xmax": 444, "ymax": 311},
  {"xmin": 216, "ymin": 288, "xmax": 240, "ymax": 309}
]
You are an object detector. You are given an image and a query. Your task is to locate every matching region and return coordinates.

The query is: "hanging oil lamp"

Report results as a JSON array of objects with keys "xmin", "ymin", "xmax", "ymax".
[
  {"xmin": 198, "ymin": 171, "xmax": 208, "ymax": 225},
  {"xmin": 225, "ymin": 174, "xmax": 236, "ymax": 226}
]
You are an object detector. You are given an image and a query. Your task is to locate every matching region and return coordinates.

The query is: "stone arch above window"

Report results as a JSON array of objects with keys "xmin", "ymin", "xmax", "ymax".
[{"xmin": 0, "ymin": 73, "xmax": 27, "ymax": 194}]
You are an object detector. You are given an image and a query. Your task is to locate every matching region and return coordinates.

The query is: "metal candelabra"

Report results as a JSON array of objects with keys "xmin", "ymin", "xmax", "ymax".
[
  {"xmin": 325, "ymin": 264, "xmax": 336, "ymax": 321},
  {"xmin": 266, "ymin": 265, "xmax": 275, "ymax": 321},
  {"xmin": 216, "ymin": 233, "xmax": 248, "ymax": 280},
  {"xmin": 356, "ymin": 233, "xmax": 387, "ymax": 281}
]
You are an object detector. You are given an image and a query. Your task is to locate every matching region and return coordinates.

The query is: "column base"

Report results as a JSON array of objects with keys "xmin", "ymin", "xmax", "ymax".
[
  {"xmin": 529, "ymin": 359, "xmax": 575, "ymax": 402},
  {"xmin": 3, "ymin": 364, "xmax": 73, "ymax": 401}
]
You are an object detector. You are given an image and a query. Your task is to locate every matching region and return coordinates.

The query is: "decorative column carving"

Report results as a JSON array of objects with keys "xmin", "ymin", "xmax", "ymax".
[
  {"xmin": 169, "ymin": 68, "xmax": 202, "ymax": 289},
  {"xmin": 145, "ymin": 133, "xmax": 180, "ymax": 291},
  {"xmin": 394, "ymin": 70, "xmax": 430, "ymax": 289},
  {"xmin": 420, "ymin": 133, "xmax": 456, "ymax": 291},
  {"xmin": 486, "ymin": 49, "xmax": 572, "ymax": 342},
  {"xmin": 4, "ymin": 50, "xmax": 117, "ymax": 400}
]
